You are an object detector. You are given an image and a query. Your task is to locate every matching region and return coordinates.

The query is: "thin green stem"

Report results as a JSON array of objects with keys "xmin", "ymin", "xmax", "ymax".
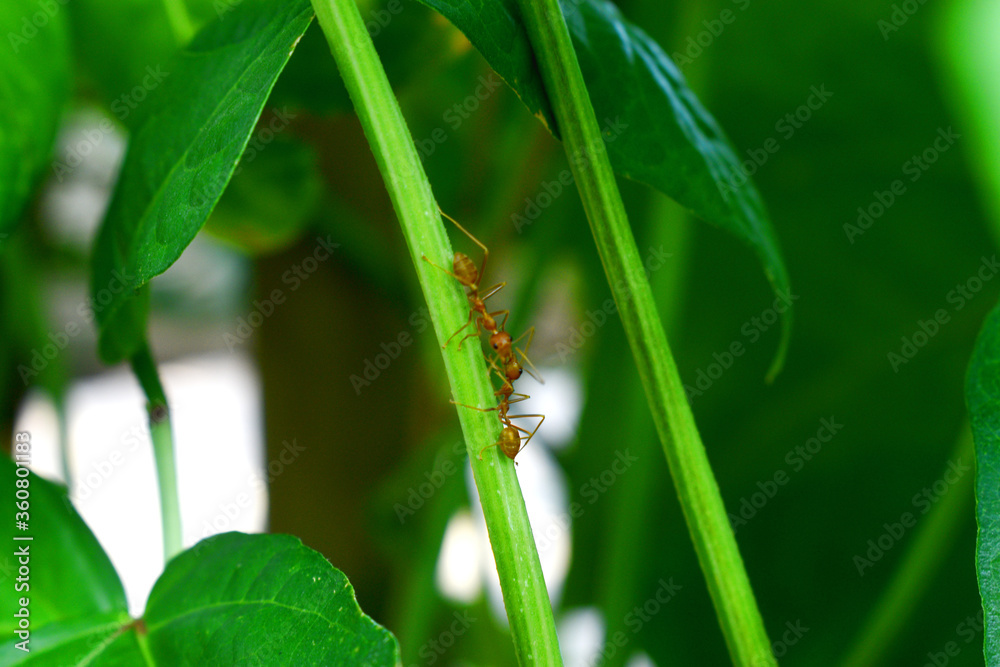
[
  {"xmin": 513, "ymin": 0, "xmax": 774, "ymax": 663},
  {"xmin": 309, "ymin": 0, "xmax": 562, "ymax": 663},
  {"xmin": 130, "ymin": 344, "xmax": 182, "ymax": 562},
  {"xmin": 841, "ymin": 424, "xmax": 975, "ymax": 667}
]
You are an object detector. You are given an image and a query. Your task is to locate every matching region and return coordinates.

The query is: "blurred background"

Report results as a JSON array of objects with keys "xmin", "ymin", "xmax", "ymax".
[{"xmin": 2, "ymin": 0, "xmax": 998, "ymax": 664}]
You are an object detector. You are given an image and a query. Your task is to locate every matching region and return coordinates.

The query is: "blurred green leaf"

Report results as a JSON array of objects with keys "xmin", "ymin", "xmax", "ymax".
[
  {"xmin": 966, "ymin": 300, "xmax": 1000, "ymax": 663},
  {"xmin": 68, "ymin": 0, "xmax": 227, "ymax": 121},
  {"xmin": 0, "ymin": 0, "xmax": 70, "ymax": 232},
  {"xmin": 413, "ymin": 0, "xmax": 791, "ymax": 368},
  {"xmin": 939, "ymin": 0, "xmax": 1000, "ymax": 247},
  {"xmin": 206, "ymin": 135, "xmax": 321, "ymax": 255},
  {"xmin": 0, "ymin": 456, "xmax": 128, "ymax": 636},
  {"xmin": 90, "ymin": 0, "xmax": 314, "ymax": 362}
]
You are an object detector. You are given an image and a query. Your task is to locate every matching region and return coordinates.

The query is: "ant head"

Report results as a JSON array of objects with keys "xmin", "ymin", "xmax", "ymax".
[
  {"xmin": 505, "ymin": 361, "xmax": 523, "ymax": 382},
  {"xmin": 490, "ymin": 331, "xmax": 512, "ymax": 354}
]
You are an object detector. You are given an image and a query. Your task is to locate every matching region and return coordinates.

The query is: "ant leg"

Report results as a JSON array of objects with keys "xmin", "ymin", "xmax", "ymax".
[
  {"xmin": 511, "ymin": 326, "xmax": 534, "ymax": 351},
  {"xmin": 455, "ymin": 327, "xmax": 484, "ymax": 351},
  {"xmin": 509, "ymin": 326, "xmax": 543, "ymax": 383},
  {"xmin": 488, "ymin": 309, "xmax": 510, "ymax": 331},
  {"xmin": 517, "ymin": 350, "xmax": 544, "ymax": 385},
  {"xmin": 422, "ymin": 255, "xmax": 462, "ymax": 282},
  {"xmin": 449, "ymin": 399, "xmax": 498, "ymax": 413},
  {"xmin": 443, "ymin": 310, "xmax": 476, "ymax": 349},
  {"xmin": 506, "ymin": 414, "xmax": 545, "ymax": 450},
  {"xmin": 478, "ymin": 440, "xmax": 500, "ymax": 460},
  {"xmin": 480, "ymin": 282, "xmax": 506, "ymax": 302},
  {"xmin": 438, "ymin": 207, "xmax": 490, "ymax": 282}
]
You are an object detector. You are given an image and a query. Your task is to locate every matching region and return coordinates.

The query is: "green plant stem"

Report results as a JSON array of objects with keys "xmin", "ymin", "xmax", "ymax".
[
  {"xmin": 513, "ymin": 0, "xmax": 774, "ymax": 663},
  {"xmin": 600, "ymin": 195, "xmax": 693, "ymax": 667},
  {"xmin": 841, "ymin": 425, "xmax": 975, "ymax": 667},
  {"xmin": 131, "ymin": 344, "xmax": 182, "ymax": 562},
  {"xmin": 309, "ymin": 0, "xmax": 562, "ymax": 663}
]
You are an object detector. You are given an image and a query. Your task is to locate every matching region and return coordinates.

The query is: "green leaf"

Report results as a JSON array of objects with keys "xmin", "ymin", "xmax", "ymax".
[
  {"xmin": 0, "ymin": 455, "xmax": 128, "ymax": 635},
  {"xmin": 967, "ymin": 300, "xmax": 1000, "ymax": 663},
  {"xmin": 4, "ymin": 532, "xmax": 401, "ymax": 665},
  {"xmin": 205, "ymin": 135, "xmax": 321, "ymax": 255},
  {"xmin": 0, "ymin": 0, "xmax": 70, "ymax": 232},
  {"xmin": 90, "ymin": 0, "xmax": 314, "ymax": 363},
  {"xmin": 143, "ymin": 532, "xmax": 401, "ymax": 664},
  {"xmin": 412, "ymin": 0, "xmax": 791, "ymax": 372}
]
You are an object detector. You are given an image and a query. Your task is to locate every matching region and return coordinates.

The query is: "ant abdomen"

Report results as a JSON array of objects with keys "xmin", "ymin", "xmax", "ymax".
[{"xmin": 453, "ymin": 252, "xmax": 478, "ymax": 287}]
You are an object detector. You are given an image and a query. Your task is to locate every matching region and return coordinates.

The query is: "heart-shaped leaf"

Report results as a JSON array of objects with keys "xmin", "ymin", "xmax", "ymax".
[
  {"xmin": 0, "ymin": 455, "xmax": 128, "ymax": 638},
  {"xmin": 3, "ymin": 532, "xmax": 401, "ymax": 665},
  {"xmin": 90, "ymin": 0, "xmax": 314, "ymax": 363}
]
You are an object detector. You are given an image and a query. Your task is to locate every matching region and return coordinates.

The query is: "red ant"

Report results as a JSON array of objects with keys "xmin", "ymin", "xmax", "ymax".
[
  {"xmin": 421, "ymin": 209, "xmax": 509, "ymax": 350},
  {"xmin": 422, "ymin": 208, "xmax": 545, "ymax": 386},
  {"xmin": 488, "ymin": 326, "xmax": 543, "ymax": 385},
  {"xmin": 452, "ymin": 356, "xmax": 544, "ymax": 462}
]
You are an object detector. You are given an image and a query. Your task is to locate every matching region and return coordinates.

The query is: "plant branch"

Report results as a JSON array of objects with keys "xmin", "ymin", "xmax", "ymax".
[
  {"xmin": 131, "ymin": 343, "xmax": 182, "ymax": 562},
  {"xmin": 512, "ymin": 0, "xmax": 775, "ymax": 663},
  {"xmin": 309, "ymin": 0, "xmax": 562, "ymax": 663}
]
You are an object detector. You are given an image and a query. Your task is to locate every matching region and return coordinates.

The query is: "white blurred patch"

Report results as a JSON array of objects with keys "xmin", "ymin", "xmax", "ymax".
[
  {"xmin": 514, "ymin": 366, "xmax": 583, "ymax": 450},
  {"xmin": 436, "ymin": 510, "xmax": 483, "ymax": 604},
  {"xmin": 14, "ymin": 391, "xmax": 64, "ymax": 482},
  {"xmin": 625, "ymin": 651, "xmax": 657, "ymax": 667},
  {"xmin": 15, "ymin": 353, "xmax": 264, "ymax": 617},
  {"xmin": 558, "ymin": 607, "xmax": 605, "ymax": 667},
  {"xmin": 41, "ymin": 107, "xmax": 127, "ymax": 251},
  {"xmin": 465, "ymin": 442, "xmax": 572, "ymax": 624}
]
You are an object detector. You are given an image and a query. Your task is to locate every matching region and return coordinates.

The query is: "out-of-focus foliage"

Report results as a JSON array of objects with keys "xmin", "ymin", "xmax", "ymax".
[{"xmin": 1, "ymin": 0, "xmax": 994, "ymax": 664}]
